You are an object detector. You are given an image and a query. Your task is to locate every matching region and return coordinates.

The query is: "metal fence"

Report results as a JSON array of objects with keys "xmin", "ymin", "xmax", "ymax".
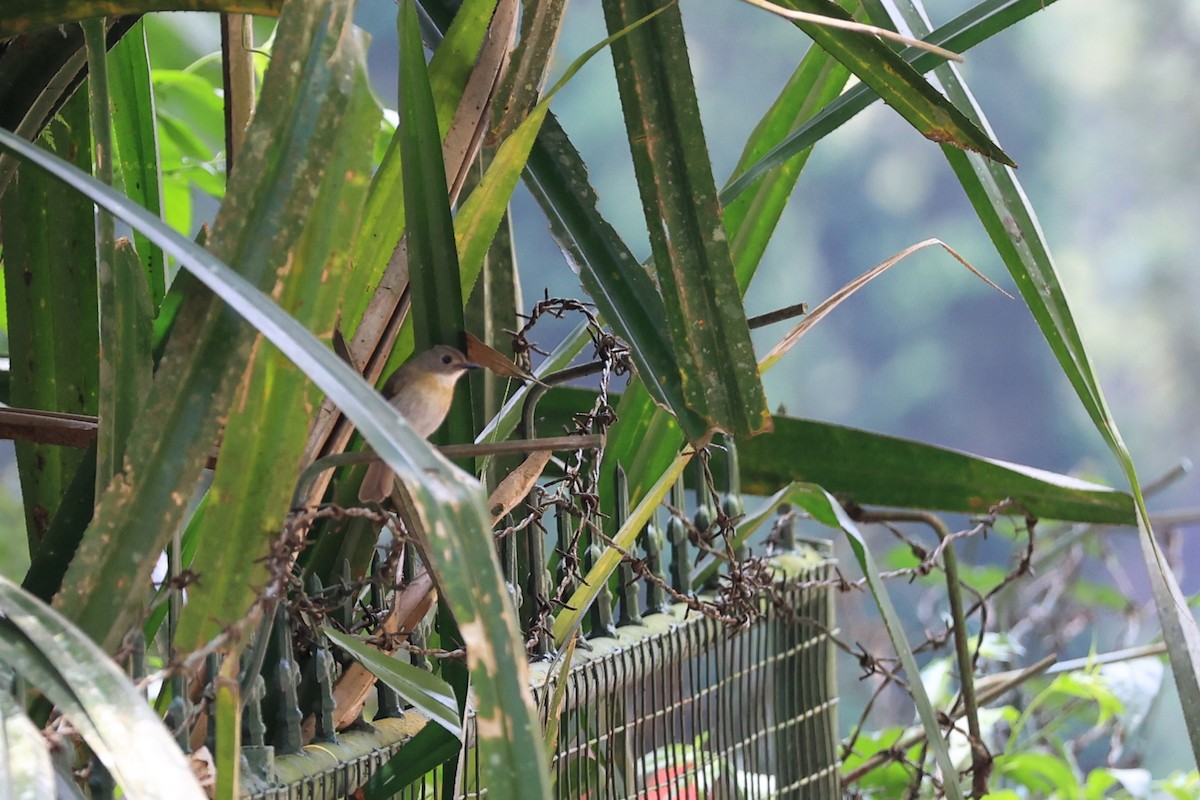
[
  {"xmin": 152, "ymin": 446, "xmax": 844, "ymax": 799},
  {"xmin": 536, "ymin": 550, "xmax": 838, "ymax": 800},
  {"xmin": 231, "ymin": 548, "xmax": 837, "ymax": 799}
]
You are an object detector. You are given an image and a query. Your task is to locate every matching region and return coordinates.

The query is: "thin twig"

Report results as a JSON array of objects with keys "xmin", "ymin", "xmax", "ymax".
[
  {"xmin": 739, "ymin": 0, "xmax": 965, "ymax": 61},
  {"xmin": 842, "ymin": 653, "xmax": 1056, "ymax": 786},
  {"xmin": 857, "ymin": 509, "xmax": 990, "ymax": 795}
]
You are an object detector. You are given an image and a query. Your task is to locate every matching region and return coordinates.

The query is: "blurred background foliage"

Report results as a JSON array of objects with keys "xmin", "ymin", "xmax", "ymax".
[{"xmin": 2, "ymin": 0, "xmax": 1198, "ymax": 790}]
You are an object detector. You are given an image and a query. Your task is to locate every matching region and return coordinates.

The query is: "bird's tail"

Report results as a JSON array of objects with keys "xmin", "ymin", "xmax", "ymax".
[{"xmin": 359, "ymin": 461, "xmax": 394, "ymax": 503}]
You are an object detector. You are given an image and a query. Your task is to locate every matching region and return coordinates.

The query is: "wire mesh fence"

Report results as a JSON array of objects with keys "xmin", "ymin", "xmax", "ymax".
[
  {"xmin": 537, "ymin": 549, "xmax": 838, "ymax": 800},
  {"xmin": 237, "ymin": 542, "xmax": 838, "ymax": 800}
]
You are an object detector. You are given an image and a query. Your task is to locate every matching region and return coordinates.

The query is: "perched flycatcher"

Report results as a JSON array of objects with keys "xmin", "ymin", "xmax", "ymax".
[{"xmin": 358, "ymin": 345, "xmax": 478, "ymax": 502}]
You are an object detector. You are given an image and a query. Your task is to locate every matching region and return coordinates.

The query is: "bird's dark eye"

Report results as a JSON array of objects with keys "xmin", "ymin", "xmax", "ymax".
[{"xmin": 442, "ymin": 354, "xmax": 453, "ymax": 365}]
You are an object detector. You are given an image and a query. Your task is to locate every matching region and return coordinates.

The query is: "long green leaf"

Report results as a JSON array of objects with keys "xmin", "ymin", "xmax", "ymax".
[
  {"xmin": 83, "ymin": 16, "xmax": 134, "ymax": 493},
  {"xmin": 576, "ymin": 20, "xmax": 850, "ymax": 543},
  {"xmin": 724, "ymin": 12, "xmax": 851, "ymax": 288},
  {"xmin": 0, "ymin": 576, "xmax": 205, "ymax": 799},
  {"xmin": 525, "ymin": 113, "xmax": 708, "ymax": 442},
  {"xmin": 537, "ymin": 387, "xmax": 1135, "ymax": 524},
  {"xmin": 108, "ymin": 18, "xmax": 166, "ymax": 310},
  {"xmin": 88, "ymin": 20, "xmax": 154, "ymax": 506},
  {"xmin": 173, "ymin": 44, "xmax": 377, "ymax": 654},
  {"xmin": 340, "ymin": 0, "xmax": 500, "ymax": 337},
  {"xmin": 0, "ymin": 92, "xmax": 98, "ymax": 551},
  {"xmin": 396, "ymin": 5, "xmax": 549, "ymax": 793},
  {"xmin": 324, "ymin": 627, "xmax": 462, "ymax": 740},
  {"xmin": 98, "ymin": 239, "xmax": 153, "ymax": 481},
  {"xmin": 721, "ymin": 0, "xmax": 1059, "ymax": 203},
  {"xmin": 775, "ymin": 0, "xmax": 1011, "ymax": 164},
  {"xmin": 603, "ymin": 0, "xmax": 769, "ymax": 442},
  {"xmin": 455, "ymin": 3, "xmax": 673, "ymax": 302},
  {"xmin": 581, "ymin": 8, "xmax": 852, "ymax": 535},
  {"xmin": 740, "ymin": 415, "xmax": 1136, "ymax": 524},
  {"xmin": 877, "ymin": 0, "xmax": 1200, "ymax": 767},
  {"xmin": 399, "ymin": 0, "xmax": 472, "ymax": 441},
  {"xmin": 426, "ymin": 0, "xmax": 501, "ymax": 137}
]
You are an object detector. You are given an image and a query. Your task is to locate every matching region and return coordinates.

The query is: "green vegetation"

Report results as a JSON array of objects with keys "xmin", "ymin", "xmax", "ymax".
[{"xmin": 0, "ymin": 0, "xmax": 1196, "ymax": 797}]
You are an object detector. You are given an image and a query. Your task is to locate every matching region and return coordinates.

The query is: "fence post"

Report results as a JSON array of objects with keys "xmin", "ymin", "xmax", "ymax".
[{"xmin": 615, "ymin": 466, "xmax": 643, "ymax": 628}]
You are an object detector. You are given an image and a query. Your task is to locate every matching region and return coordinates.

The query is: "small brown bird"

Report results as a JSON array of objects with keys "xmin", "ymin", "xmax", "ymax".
[{"xmin": 358, "ymin": 345, "xmax": 478, "ymax": 502}]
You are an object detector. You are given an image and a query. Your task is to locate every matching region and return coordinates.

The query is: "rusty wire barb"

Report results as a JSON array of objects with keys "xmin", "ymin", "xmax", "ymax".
[
  {"xmin": 287, "ymin": 507, "xmax": 412, "ymax": 653},
  {"xmin": 499, "ymin": 296, "xmax": 630, "ymax": 652},
  {"xmin": 603, "ymin": 447, "xmax": 781, "ymax": 630}
]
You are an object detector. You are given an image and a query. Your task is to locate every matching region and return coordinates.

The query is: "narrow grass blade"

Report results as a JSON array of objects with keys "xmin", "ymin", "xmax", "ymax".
[
  {"xmin": 464, "ymin": 209, "xmax": 519, "ymax": 430},
  {"xmin": 325, "ymin": 627, "xmax": 462, "ymax": 739},
  {"xmin": 721, "ymin": 0, "xmax": 1060, "ymax": 203},
  {"xmin": 20, "ymin": 441, "xmax": 97, "ymax": 603},
  {"xmin": 108, "ymin": 18, "xmax": 165, "ymax": 309}
]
